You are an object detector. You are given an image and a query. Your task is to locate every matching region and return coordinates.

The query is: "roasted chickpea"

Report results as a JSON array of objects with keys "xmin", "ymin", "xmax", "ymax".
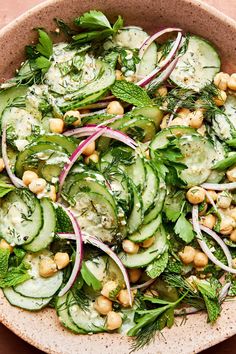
[
  {"xmin": 39, "ymin": 258, "xmax": 57, "ymax": 278},
  {"xmin": 107, "ymin": 101, "xmax": 124, "ymax": 115},
  {"xmin": 101, "ymin": 281, "xmax": 119, "ymax": 299},
  {"xmin": 188, "ymin": 109, "xmax": 204, "ymax": 129},
  {"xmin": 220, "ymin": 215, "xmax": 235, "ymax": 235},
  {"xmin": 217, "ymin": 192, "xmax": 232, "ymax": 209},
  {"xmin": 186, "ymin": 186, "xmax": 206, "ymax": 204},
  {"xmin": 117, "ymin": 289, "xmax": 134, "ymax": 307},
  {"xmin": 214, "ymin": 72, "xmax": 230, "ymax": 91},
  {"xmin": 206, "ymin": 190, "xmax": 218, "ymax": 203},
  {"xmin": 122, "ymin": 239, "xmax": 139, "ymax": 254},
  {"xmin": 230, "ymin": 229, "xmax": 236, "ymax": 242},
  {"xmin": 142, "ymin": 236, "xmax": 155, "ymax": 248},
  {"xmin": 84, "ymin": 151, "xmax": 99, "ymax": 164},
  {"xmin": 48, "ymin": 185, "xmax": 57, "ymax": 202},
  {"xmin": 169, "ymin": 117, "xmax": 189, "ymax": 127},
  {"xmin": 54, "ymin": 252, "xmax": 70, "ymax": 270},
  {"xmin": 155, "ymin": 86, "xmax": 168, "ymax": 97},
  {"xmin": 213, "ymin": 90, "xmax": 227, "ymax": 106},
  {"xmin": 0, "ymin": 239, "xmax": 14, "ymax": 253},
  {"xmin": 94, "ymin": 295, "xmax": 113, "ymax": 315},
  {"xmin": 22, "ymin": 171, "xmax": 38, "ymax": 186},
  {"xmin": 178, "ymin": 108, "xmax": 191, "ymax": 119},
  {"xmin": 81, "ymin": 141, "xmax": 95, "ymax": 156},
  {"xmin": 179, "ymin": 246, "xmax": 196, "ymax": 265},
  {"xmin": 128, "ymin": 268, "xmax": 142, "ymax": 283},
  {"xmin": 228, "ymin": 208, "xmax": 236, "ymax": 221},
  {"xmin": 200, "ymin": 214, "xmax": 216, "ymax": 229},
  {"xmin": 193, "ymin": 252, "xmax": 208, "ymax": 268},
  {"xmin": 64, "ymin": 110, "xmax": 81, "ymax": 127},
  {"xmin": 49, "ymin": 118, "xmax": 64, "ymax": 133},
  {"xmin": 106, "ymin": 311, "xmax": 122, "ymax": 330},
  {"xmin": 228, "ymin": 73, "xmax": 236, "ymax": 91},
  {"xmin": 232, "ymin": 258, "xmax": 236, "ymax": 268},
  {"xmin": 226, "ymin": 166, "xmax": 236, "ymax": 182},
  {"xmin": 0, "ymin": 158, "xmax": 5, "ymax": 172},
  {"xmin": 29, "ymin": 178, "xmax": 47, "ymax": 194}
]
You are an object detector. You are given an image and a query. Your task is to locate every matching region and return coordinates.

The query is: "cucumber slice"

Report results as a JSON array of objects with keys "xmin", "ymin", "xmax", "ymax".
[
  {"xmin": 129, "ymin": 214, "xmax": 162, "ymax": 242},
  {"xmin": 3, "ymin": 287, "xmax": 51, "ymax": 311},
  {"xmin": 212, "ymin": 95, "xmax": 236, "ymax": 141},
  {"xmin": 151, "ymin": 127, "xmax": 218, "ymax": 186},
  {"xmin": 142, "ymin": 163, "xmax": 158, "ymax": 212},
  {"xmin": 127, "ymin": 182, "xmax": 143, "ymax": 234},
  {"xmin": 56, "ymin": 293, "xmax": 85, "ymax": 333},
  {"xmin": 41, "ymin": 164, "xmax": 62, "ymax": 183},
  {"xmin": 170, "ymin": 36, "xmax": 220, "ymax": 91},
  {"xmin": 143, "ymin": 187, "xmax": 166, "ymax": 224},
  {"xmin": 0, "ymin": 189, "xmax": 42, "ymax": 245},
  {"xmin": 68, "ymin": 292, "xmax": 106, "ymax": 333},
  {"xmin": 131, "ymin": 106, "xmax": 163, "ymax": 129},
  {"xmin": 35, "ymin": 134, "xmax": 78, "ymax": 154},
  {"xmin": 14, "ymin": 251, "xmax": 63, "ymax": 298},
  {"xmin": 0, "ymin": 85, "xmax": 27, "ymax": 117},
  {"xmin": 119, "ymin": 226, "xmax": 167, "ymax": 268},
  {"xmin": 70, "ymin": 192, "xmax": 118, "ymax": 243},
  {"xmin": 59, "ymin": 89, "xmax": 108, "ymax": 112},
  {"xmin": 120, "ymin": 117, "xmax": 156, "ymax": 142},
  {"xmin": 24, "ymin": 198, "xmax": 56, "ymax": 252},
  {"xmin": 124, "ymin": 155, "xmax": 146, "ymax": 192}
]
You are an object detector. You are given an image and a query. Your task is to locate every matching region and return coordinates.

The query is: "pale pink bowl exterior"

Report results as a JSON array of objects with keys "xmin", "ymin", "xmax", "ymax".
[{"xmin": 1, "ymin": 0, "xmax": 236, "ymax": 353}]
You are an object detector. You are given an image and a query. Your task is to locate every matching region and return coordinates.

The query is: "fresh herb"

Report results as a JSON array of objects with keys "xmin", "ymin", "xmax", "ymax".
[
  {"xmin": 174, "ymin": 213, "xmax": 195, "ymax": 243},
  {"xmin": 111, "ymin": 80, "xmax": 152, "ymax": 107},
  {"xmin": 80, "ymin": 261, "xmax": 102, "ymax": 291},
  {"xmin": 0, "ymin": 248, "xmax": 10, "ymax": 277},
  {"xmin": 212, "ymin": 153, "xmax": 236, "ymax": 171},
  {"xmin": 146, "ymin": 251, "xmax": 169, "ymax": 278},
  {"xmin": 54, "ymin": 18, "xmax": 78, "ymax": 37},
  {"xmin": 0, "ymin": 180, "xmax": 15, "ymax": 198},
  {"xmin": 36, "ymin": 29, "xmax": 53, "ymax": 58},
  {"xmin": 56, "ymin": 205, "xmax": 74, "ymax": 233},
  {"xmin": 164, "ymin": 189, "xmax": 186, "ymax": 222},
  {"xmin": 0, "ymin": 262, "xmax": 31, "ymax": 288},
  {"xmin": 196, "ymin": 281, "xmax": 221, "ymax": 323}
]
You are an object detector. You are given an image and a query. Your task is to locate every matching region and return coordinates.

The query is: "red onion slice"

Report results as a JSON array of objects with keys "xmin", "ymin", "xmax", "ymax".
[
  {"xmin": 58, "ymin": 232, "xmax": 132, "ymax": 306},
  {"xmin": 192, "ymin": 205, "xmax": 236, "ymax": 274},
  {"xmin": 57, "ymin": 207, "xmax": 83, "ymax": 297},
  {"xmin": 131, "ymin": 278, "xmax": 155, "ymax": 290},
  {"xmin": 58, "ymin": 128, "xmax": 106, "ymax": 196},
  {"xmin": 219, "ymin": 282, "xmax": 231, "ymax": 303},
  {"xmin": 64, "ymin": 125, "xmax": 137, "ymax": 149},
  {"xmin": 201, "ymin": 182, "xmax": 236, "ymax": 191},
  {"xmin": 137, "ymin": 31, "xmax": 182, "ymax": 87},
  {"xmin": 1, "ymin": 125, "xmax": 25, "ymax": 188},
  {"xmin": 205, "ymin": 190, "xmax": 218, "ymax": 213}
]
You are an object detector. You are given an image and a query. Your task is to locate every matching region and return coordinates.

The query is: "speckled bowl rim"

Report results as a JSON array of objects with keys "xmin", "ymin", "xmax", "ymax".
[{"xmin": 1, "ymin": 0, "xmax": 236, "ymax": 353}]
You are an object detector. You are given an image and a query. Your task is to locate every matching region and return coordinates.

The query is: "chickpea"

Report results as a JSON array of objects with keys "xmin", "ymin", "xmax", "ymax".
[
  {"xmin": 197, "ymin": 124, "xmax": 207, "ymax": 136},
  {"xmin": 22, "ymin": 171, "xmax": 38, "ymax": 186},
  {"xmin": 186, "ymin": 186, "xmax": 206, "ymax": 204},
  {"xmin": 29, "ymin": 178, "xmax": 47, "ymax": 194},
  {"xmin": 48, "ymin": 185, "xmax": 57, "ymax": 202},
  {"xmin": 81, "ymin": 141, "xmax": 95, "ymax": 156},
  {"xmin": 117, "ymin": 289, "xmax": 135, "ymax": 307},
  {"xmin": 128, "ymin": 268, "xmax": 142, "ymax": 283},
  {"xmin": 115, "ymin": 70, "xmax": 123, "ymax": 80},
  {"xmin": 54, "ymin": 252, "xmax": 70, "ymax": 270},
  {"xmin": 228, "ymin": 73, "xmax": 236, "ymax": 91},
  {"xmin": 122, "ymin": 239, "xmax": 139, "ymax": 254},
  {"xmin": 206, "ymin": 190, "xmax": 218, "ymax": 203},
  {"xmin": 200, "ymin": 214, "xmax": 216, "ymax": 229},
  {"xmin": 126, "ymin": 75, "xmax": 136, "ymax": 83},
  {"xmin": 101, "ymin": 281, "xmax": 119, "ymax": 299},
  {"xmin": 178, "ymin": 108, "xmax": 191, "ymax": 119},
  {"xmin": 160, "ymin": 114, "xmax": 170, "ymax": 129},
  {"xmin": 39, "ymin": 258, "xmax": 57, "ymax": 278},
  {"xmin": 220, "ymin": 215, "xmax": 235, "ymax": 235},
  {"xmin": 84, "ymin": 151, "xmax": 99, "ymax": 164},
  {"xmin": 213, "ymin": 72, "xmax": 230, "ymax": 91},
  {"xmin": 230, "ymin": 229, "xmax": 236, "ymax": 242},
  {"xmin": 64, "ymin": 110, "xmax": 81, "ymax": 127},
  {"xmin": 145, "ymin": 149, "xmax": 150, "ymax": 160},
  {"xmin": 0, "ymin": 239, "xmax": 14, "ymax": 253},
  {"xmin": 49, "ymin": 118, "xmax": 64, "ymax": 134},
  {"xmin": 193, "ymin": 252, "xmax": 208, "ymax": 268},
  {"xmin": 106, "ymin": 311, "xmax": 122, "ymax": 330},
  {"xmin": 188, "ymin": 109, "xmax": 204, "ymax": 129},
  {"xmin": 169, "ymin": 117, "xmax": 189, "ymax": 127},
  {"xmin": 213, "ymin": 90, "xmax": 227, "ymax": 106},
  {"xmin": 232, "ymin": 258, "xmax": 236, "ymax": 268},
  {"xmin": 0, "ymin": 158, "xmax": 5, "ymax": 172},
  {"xmin": 217, "ymin": 192, "xmax": 232, "ymax": 209},
  {"xmin": 142, "ymin": 236, "xmax": 155, "ymax": 248},
  {"xmin": 155, "ymin": 86, "xmax": 168, "ymax": 97},
  {"xmin": 179, "ymin": 246, "xmax": 196, "ymax": 265},
  {"xmin": 107, "ymin": 101, "xmax": 124, "ymax": 115},
  {"xmin": 228, "ymin": 208, "xmax": 236, "ymax": 221},
  {"xmin": 94, "ymin": 295, "xmax": 113, "ymax": 315},
  {"xmin": 199, "ymin": 203, "xmax": 208, "ymax": 216},
  {"xmin": 226, "ymin": 166, "xmax": 236, "ymax": 182}
]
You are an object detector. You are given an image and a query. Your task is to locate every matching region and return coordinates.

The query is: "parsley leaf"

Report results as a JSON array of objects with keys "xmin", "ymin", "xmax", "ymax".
[
  {"xmin": 36, "ymin": 29, "xmax": 53, "ymax": 58},
  {"xmin": 164, "ymin": 189, "xmax": 185, "ymax": 222},
  {"xmin": 35, "ymin": 56, "xmax": 51, "ymax": 73},
  {"xmin": 74, "ymin": 10, "xmax": 112, "ymax": 30},
  {"xmin": 0, "ymin": 262, "xmax": 31, "ymax": 288},
  {"xmin": 174, "ymin": 213, "xmax": 195, "ymax": 243},
  {"xmin": 80, "ymin": 262, "xmax": 102, "ymax": 291},
  {"xmin": 0, "ymin": 248, "xmax": 10, "ymax": 277},
  {"xmin": 111, "ymin": 81, "xmax": 152, "ymax": 107},
  {"xmin": 0, "ymin": 181, "xmax": 15, "ymax": 198},
  {"xmin": 146, "ymin": 251, "xmax": 169, "ymax": 279}
]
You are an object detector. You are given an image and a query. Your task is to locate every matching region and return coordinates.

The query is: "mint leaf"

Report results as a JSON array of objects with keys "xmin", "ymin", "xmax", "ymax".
[
  {"xmin": 202, "ymin": 295, "xmax": 220, "ymax": 323},
  {"xmin": 113, "ymin": 15, "xmax": 124, "ymax": 32},
  {"xmin": 0, "ymin": 181, "xmax": 15, "ymax": 198},
  {"xmin": 81, "ymin": 262, "xmax": 102, "ymax": 291},
  {"xmin": 35, "ymin": 57, "xmax": 51, "ymax": 73},
  {"xmin": 36, "ymin": 29, "xmax": 53, "ymax": 58},
  {"xmin": 74, "ymin": 10, "xmax": 112, "ymax": 29},
  {"xmin": 111, "ymin": 81, "xmax": 152, "ymax": 107},
  {"xmin": 0, "ymin": 248, "xmax": 10, "ymax": 277},
  {"xmin": 174, "ymin": 213, "xmax": 195, "ymax": 243},
  {"xmin": 146, "ymin": 251, "xmax": 168, "ymax": 279},
  {"xmin": 196, "ymin": 281, "xmax": 217, "ymax": 299},
  {"xmin": 0, "ymin": 262, "xmax": 31, "ymax": 288}
]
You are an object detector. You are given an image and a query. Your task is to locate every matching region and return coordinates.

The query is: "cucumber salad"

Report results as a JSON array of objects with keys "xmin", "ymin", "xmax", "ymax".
[{"xmin": 1, "ymin": 9, "xmax": 236, "ymax": 350}]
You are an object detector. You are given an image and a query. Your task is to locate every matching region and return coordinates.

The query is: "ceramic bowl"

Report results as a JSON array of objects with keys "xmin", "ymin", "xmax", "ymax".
[{"xmin": 1, "ymin": 0, "xmax": 236, "ymax": 353}]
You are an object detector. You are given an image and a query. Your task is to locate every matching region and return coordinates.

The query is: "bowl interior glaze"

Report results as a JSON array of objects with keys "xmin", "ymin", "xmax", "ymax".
[{"xmin": 1, "ymin": 0, "xmax": 236, "ymax": 353}]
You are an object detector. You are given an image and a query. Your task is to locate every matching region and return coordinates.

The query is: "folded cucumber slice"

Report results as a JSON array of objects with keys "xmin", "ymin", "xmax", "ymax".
[
  {"xmin": 24, "ymin": 198, "xmax": 56, "ymax": 252},
  {"xmin": 14, "ymin": 251, "xmax": 63, "ymax": 298},
  {"xmin": 170, "ymin": 36, "xmax": 220, "ymax": 91},
  {"xmin": 119, "ymin": 226, "xmax": 167, "ymax": 268},
  {"xmin": 56, "ymin": 293, "xmax": 85, "ymax": 334},
  {"xmin": 35, "ymin": 134, "xmax": 78, "ymax": 154},
  {"xmin": 68, "ymin": 292, "xmax": 106, "ymax": 333},
  {"xmin": 142, "ymin": 163, "xmax": 158, "ymax": 213},
  {"xmin": 0, "ymin": 189, "xmax": 42, "ymax": 245},
  {"xmin": 120, "ymin": 117, "xmax": 156, "ymax": 142},
  {"xmin": 212, "ymin": 95, "xmax": 236, "ymax": 141},
  {"xmin": 129, "ymin": 214, "xmax": 161, "ymax": 242},
  {"xmin": 131, "ymin": 105, "xmax": 163, "ymax": 129},
  {"xmin": 3, "ymin": 287, "xmax": 51, "ymax": 311},
  {"xmin": 143, "ymin": 187, "xmax": 166, "ymax": 224},
  {"xmin": 0, "ymin": 85, "xmax": 27, "ymax": 117},
  {"xmin": 127, "ymin": 181, "xmax": 143, "ymax": 234}
]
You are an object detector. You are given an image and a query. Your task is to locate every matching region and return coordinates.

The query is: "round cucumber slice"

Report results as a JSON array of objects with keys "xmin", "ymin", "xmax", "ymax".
[{"xmin": 3, "ymin": 287, "xmax": 51, "ymax": 311}]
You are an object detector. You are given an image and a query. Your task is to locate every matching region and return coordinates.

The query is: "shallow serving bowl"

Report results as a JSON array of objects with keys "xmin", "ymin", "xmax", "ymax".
[{"xmin": 1, "ymin": 0, "xmax": 236, "ymax": 353}]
